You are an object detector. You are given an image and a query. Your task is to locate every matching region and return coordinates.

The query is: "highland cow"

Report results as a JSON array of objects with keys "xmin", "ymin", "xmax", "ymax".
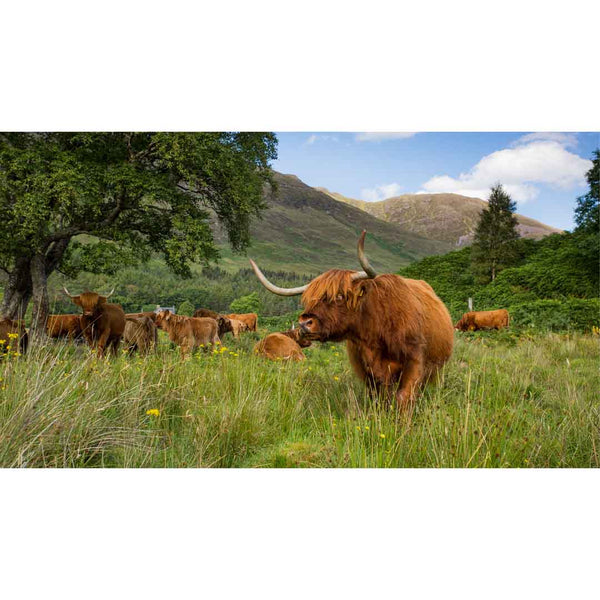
[
  {"xmin": 455, "ymin": 309, "xmax": 510, "ymax": 331},
  {"xmin": 155, "ymin": 310, "xmax": 220, "ymax": 357},
  {"xmin": 250, "ymin": 231, "xmax": 454, "ymax": 407},
  {"xmin": 63, "ymin": 288, "xmax": 125, "ymax": 357},
  {"xmin": 254, "ymin": 329, "xmax": 310, "ymax": 362}
]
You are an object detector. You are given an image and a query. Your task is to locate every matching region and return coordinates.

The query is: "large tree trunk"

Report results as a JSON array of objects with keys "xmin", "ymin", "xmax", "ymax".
[
  {"xmin": 0, "ymin": 257, "xmax": 32, "ymax": 320},
  {"xmin": 30, "ymin": 254, "xmax": 50, "ymax": 337}
]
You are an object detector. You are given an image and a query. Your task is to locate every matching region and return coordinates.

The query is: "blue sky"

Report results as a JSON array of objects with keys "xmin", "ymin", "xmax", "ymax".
[{"xmin": 272, "ymin": 132, "xmax": 599, "ymax": 231}]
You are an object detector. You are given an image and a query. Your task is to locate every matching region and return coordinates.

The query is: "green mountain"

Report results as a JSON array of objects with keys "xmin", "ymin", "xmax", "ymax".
[
  {"xmin": 317, "ymin": 189, "xmax": 562, "ymax": 246},
  {"xmin": 211, "ymin": 172, "xmax": 451, "ymax": 275}
]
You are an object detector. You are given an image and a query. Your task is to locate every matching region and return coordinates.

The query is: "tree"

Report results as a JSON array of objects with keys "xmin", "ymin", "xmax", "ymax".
[
  {"xmin": 574, "ymin": 149, "xmax": 599, "ymax": 235},
  {"xmin": 230, "ymin": 291, "xmax": 261, "ymax": 314},
  {"xmin": 0, "ymin": 132, "xmax": 277, "ymax": 333},
  {"xmin": 572, "ymin": 149, "xmax": 599, "ymax": 288},
  {"xmin": 471, "ymin": 184, "xmax": 520, "ymax": 282},
  {"xmin": 177, "ymin": 300, "xmax": 194, "ymax": 316}
]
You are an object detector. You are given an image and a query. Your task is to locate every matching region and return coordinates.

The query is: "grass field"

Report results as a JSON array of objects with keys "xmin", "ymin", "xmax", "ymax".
[{"xmin": 1, "ymin": 328, "xmax": 598, "ymax": 468}]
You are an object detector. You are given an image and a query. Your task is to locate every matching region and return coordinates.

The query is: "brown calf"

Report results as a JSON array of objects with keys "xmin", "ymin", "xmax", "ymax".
[
  {"xmin": 253, "ymin": 330, "xmax": 309, "ymax": 362},
  {"xmin": 46, "ymin": 314, "xmax": 83, "ymax": 341},
  {"xmin": 226, "ymin": 313, "xmax": 258, "ymax": 332},
  {"xmin": 123, "ymin": 316, "xmax": 158, "ymax": 354},
  {"xmin": 155, "ymin": 310, "xmax": 220, "ymax": 357}
]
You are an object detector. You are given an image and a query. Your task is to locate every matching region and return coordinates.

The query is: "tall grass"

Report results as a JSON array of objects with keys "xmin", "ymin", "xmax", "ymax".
[{"xmin": 1, "ymin": 329, "xmax": 598, "ymax": 467}]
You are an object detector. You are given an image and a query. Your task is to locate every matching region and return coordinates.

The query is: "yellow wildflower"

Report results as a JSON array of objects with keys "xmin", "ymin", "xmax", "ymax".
[
  {"xmin": 365, "ymin": 426, "xmax": 370, "ymax": 431},
  {"xmin": 0, "ymin": 340, "xmax": 5, "ymax": 345},
  {"xmin": 8, "ymin": 333, "xmax": 18, "ymax": 339},
  {"xmin": 333, "ymin": 376, "xmax": 339, "ymax": 381},
  {"xmin": 380, "ymin": 433, "xmax": 386, "ymax": 439},
  {"xmin": 356, "ymin": 426, "xmax": 361, "ymax": 431},
  {"xmin": 146, "ymin": 409, "xmax": 160, "ymax": 417}
]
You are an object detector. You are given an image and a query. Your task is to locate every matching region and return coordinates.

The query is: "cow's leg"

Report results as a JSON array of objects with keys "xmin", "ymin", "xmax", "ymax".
[
  {"xmin": 109, "ymin": 336, "xmax": 121, "ymax": 356},
  {"xmin": 396, "ymin": 356, "xmax": 424, "ymax": 409},
  {"xmin": 96, "ymin": 329, "xmax": 111, "ymax": 359}
]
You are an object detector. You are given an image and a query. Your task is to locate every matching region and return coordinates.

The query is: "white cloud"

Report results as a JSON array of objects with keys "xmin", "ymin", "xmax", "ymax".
[
  {"xmin": 418, "ymin": 138, "xmax": 591, "ymax": 203},
  {"xmin": 513, "ymin": 132, "xmax": 579, "ymax": 148},
  {"xmin": 355, "ymin": 132, "xmax": 417, "ymax": 142},
  {"xmin": 304, "ymin": 134, "xmax": 339, "ymax": 146},
  {"xmin": 361, "ymin": 182, "xmax": 403, "ymax": 202}
]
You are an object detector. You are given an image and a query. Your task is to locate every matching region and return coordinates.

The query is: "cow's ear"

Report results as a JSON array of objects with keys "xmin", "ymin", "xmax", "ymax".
[
  {"xmin": 72, "ymin": 296, "xmax": 82, "ymax": 307},
  {"xmin": 98, "ymin": 296, "xmax": 108, "ymax": 305}
]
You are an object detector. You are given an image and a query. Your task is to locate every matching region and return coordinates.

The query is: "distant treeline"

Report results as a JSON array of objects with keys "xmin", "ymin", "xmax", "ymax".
[
  {"xmin": 399, "ymin": 232, "xmax": 599, "ymax": 331},
  {"xmin": 39, "ymin": 262, "xmax": 312, "ymax": 318}
]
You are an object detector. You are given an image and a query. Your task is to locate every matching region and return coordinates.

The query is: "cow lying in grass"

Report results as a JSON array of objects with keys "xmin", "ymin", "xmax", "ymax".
[
  {"xmin": 123, "ymin": 315, "xmax": 158, "ymax": 354},
  {"xmin": 155, "ymin": 310, "xmax": 220, "ymax": 357},
  {"xmin": 254, "ymin": 328, "xmax": 311, "ymax": 362}
]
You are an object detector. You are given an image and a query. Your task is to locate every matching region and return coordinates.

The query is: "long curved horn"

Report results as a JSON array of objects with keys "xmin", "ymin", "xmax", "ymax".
[
  {"xmin": 357, "ymin": 230, "xmax": 377, "ymax": 278},
  {"xmin": 62, "ymin": 287, "xmax": 74, "ymax": 297},
  {"xmin": 249, "ymin": 260, "xmax": 309, "ymax": 296},
  {"xmin": 104, "ymin": 288, "xmax": 115, "ymax": 299}
]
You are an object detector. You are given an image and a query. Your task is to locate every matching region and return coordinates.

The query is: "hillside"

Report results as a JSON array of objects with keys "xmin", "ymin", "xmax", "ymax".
[
  {"xmin": 318, "ymin": 189, "xmax": 562, "ymax": 246},
  {"xmin": 211, "ymin": 172, "xmax": 451, "ymax": 275}
]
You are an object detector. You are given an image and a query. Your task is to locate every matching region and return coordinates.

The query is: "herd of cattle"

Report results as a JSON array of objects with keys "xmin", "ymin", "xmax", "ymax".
[
  {"xmin": 0, "ymin": 288, "xmax": 310, "ymax": 362},
  {"xmin": 0, "ymin": 232, "xmax": 513, "ymax": 407}
]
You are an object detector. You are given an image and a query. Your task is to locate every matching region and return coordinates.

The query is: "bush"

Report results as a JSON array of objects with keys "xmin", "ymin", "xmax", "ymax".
[
  {"xmin": 230, "ymin": 291, "xmax": 261, "ymax": 314},
  {"xmin": 177, "ymin": 300, "xmax": 194, "ymax": 316},
  {"xmin": 507, "ymin": 299, "xmax": 600, "ymax": 332}
]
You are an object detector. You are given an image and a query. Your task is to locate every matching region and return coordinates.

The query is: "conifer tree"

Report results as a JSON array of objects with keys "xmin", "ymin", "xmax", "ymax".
[{"xmin": 471, "ymin": 184, "xmax": 519, "ymax": 282}]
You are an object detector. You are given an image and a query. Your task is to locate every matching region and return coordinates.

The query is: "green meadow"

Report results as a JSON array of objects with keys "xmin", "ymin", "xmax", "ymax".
[{"xmin": 1, "ymin": 327, "xmax": 598, "ymax": 468}]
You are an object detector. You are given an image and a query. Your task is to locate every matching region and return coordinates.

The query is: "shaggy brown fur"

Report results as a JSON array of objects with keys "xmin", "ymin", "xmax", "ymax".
[
  {"xmin": 455, "ymin": 309, "xmax": 510, "ymax": 331},
  {"xmin": 298, "ymin": 270, "xmax": 454, "ymax": 407},
  {"xmin": 226, "ymin": 313, "xmax": 258, "ymax": 332},
  {"xmin": 123, "ymin": 316, "xmax": 158, "ymax": 354},
  {"xmin": 155, "ymin": 310, "xmax": 220, "ymax": 357},
  {"xmin": 228, "ymin": 318, "xmax": 249, "ymax": 339},
  {"xmin": 126, "ymin": 311, "xmax": 158, "ymax": 323},
  {"xmin": 280, "ymin": 328, "xmax": 312, "ymax": 348},
  {"xmin": 193, "ymin": 308, "xmax": 219, "ymax": 319},
  {"xmin": 254, "ymin": 332, "xmax": 307, "ymax": 362},
  {"xmin": 67, "ymin": 290, "xmax": 125, "ymax": 357},
  {"xmin": 46, "ymin": 314, "xmax": 83, "ymax": 340},
  {"xmin": 0, "ymin": 318, "xmax": 28, "ymax": 355}
]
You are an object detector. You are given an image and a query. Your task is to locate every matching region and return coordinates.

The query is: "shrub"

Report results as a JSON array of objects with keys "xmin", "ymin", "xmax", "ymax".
[
  {"xmin": 507, "ymin": 299, "xmax": 600, "ymax": 332},
  {"xmin": 177, "ymin": 300, "xmax": 194, "ymax": 316},
  {"xmin": 230, "ymin": 291, "xmax": 261, "ymax": 314}
]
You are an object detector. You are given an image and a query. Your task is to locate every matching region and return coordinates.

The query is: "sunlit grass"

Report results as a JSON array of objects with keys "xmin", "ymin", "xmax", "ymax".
[{"xmin": 0, "ymin": 329, "xmax": 598, "ymax": 467}]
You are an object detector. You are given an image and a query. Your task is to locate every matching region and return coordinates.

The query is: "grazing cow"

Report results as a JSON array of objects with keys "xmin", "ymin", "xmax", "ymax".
[
  {"xmin": 126, "ymin": 311, "xmax": 158, "ymax": 323},
  {"xmin": 63, "ymin": 288, "xmax": 125, "ymax": 357},
  {"xmin": 0, "ymin": 318, "xmax": 28, "ymax": 356},
  {"xmin": 46, "ymin": 314, "xmax": 83, "ymax": 341},
  {"xmin": 254, "ymin": 330, "xmax": 310, "ymax": 362},
  {"xmin": 455, "ymin": 309, "xmax": 510, "ymax": 331},
  {"xmin": 226, "ymin": 312, "xmax": 258, "ymax": 332},
  {"xmin": 250, "ymin": 230, "xmax": 454, "ymax": 408},
  {"xmin": 155, "ymin": 310, "xmax": 220, "ymax": 357},
  {"xmin": 193, "ymin": 308, "xmax": 219, "ymax": 319},
  {"xmin": 216, "ymin": 315, "xmax": 234, "ymax": 338},
  {"xmin": 123, "ymin": 316, "xmax": 158, "ymax": 354}
]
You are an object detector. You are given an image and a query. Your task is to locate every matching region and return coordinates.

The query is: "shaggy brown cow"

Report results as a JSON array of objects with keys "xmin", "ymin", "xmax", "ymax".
[
  {"xmin": 193, "ymin": 308, "xmax": 219, "ymax": 319},
  {"xmin": 0, "ymin": 318, "xmax": 28, "ymax": 356},
  {"xmin": 226, "ymin": 313, "xmax": 258, "ymax": 332},
  {"xmin": 253, "ymin": 331, "xmax": 309, "ymax": 362},
  {"xmin": 228, "ymin": 318, "xmax": 249, "ymax": 339},
  {"xmin": 155, "ymin": 310, "xmax": 220, "ymax": 357},
  {"xmin": 250, "ymin": 231, "xmax": 454, "ymax": 408},
  {"xmin": 455, "ymin": 309, "xmax": 510, "ymax": 331},
  {"xmin": 46, "ymin": 314, "xmax": 83, "ymax": 341},
  {"xmin": 123, "ymin": 316, "xmax": 158, "ymax": 354},
  {"xmin": 126, "ymin": 311, "xmax": 158, "ymax": 323},
  {"xmin": 63, "ymin": 288, "xmax": 125, "ymax": 357}
]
